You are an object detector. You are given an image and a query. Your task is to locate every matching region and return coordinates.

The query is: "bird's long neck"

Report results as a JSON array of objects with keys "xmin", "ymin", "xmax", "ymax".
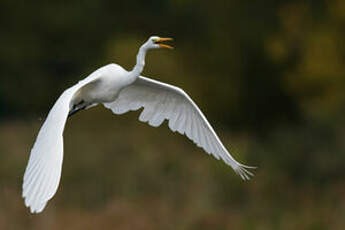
[{"xmin": 128, "ymin": 46, "xmax": 147, "ymax": 84}]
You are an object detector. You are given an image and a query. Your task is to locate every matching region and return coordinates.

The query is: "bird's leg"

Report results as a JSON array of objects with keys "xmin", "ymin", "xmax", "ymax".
[
  {"xmin": 68, "ymin": 106, "xmax": 86, "ymax": 117},
  {"xmin": 68, "ymin": 100, "xmax": 87, "ymax": 118}
]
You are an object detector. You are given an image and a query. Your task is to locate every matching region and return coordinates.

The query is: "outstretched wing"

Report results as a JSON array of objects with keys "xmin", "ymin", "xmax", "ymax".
[
  {"xmin": 23, "ymin": 87, "xmax": 75, "ymax": 213},
  {"xmin": 104, "ymin": 76, "xmax": 255, "ymax": 179},
  {"xmin": 22, "ymin": 68, "xmax": 104, "ymax": 213}
]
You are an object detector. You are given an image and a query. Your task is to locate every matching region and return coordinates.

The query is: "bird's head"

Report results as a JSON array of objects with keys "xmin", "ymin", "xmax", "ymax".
[{"xmin": 144, "ymin": 36, "xmax": 174, "ymax": 50}]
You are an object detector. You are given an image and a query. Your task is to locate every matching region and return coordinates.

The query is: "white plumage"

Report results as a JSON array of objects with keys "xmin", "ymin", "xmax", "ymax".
[{"xmin": 23, "ymin": 36, "xmax": 254, "ymax": 213}]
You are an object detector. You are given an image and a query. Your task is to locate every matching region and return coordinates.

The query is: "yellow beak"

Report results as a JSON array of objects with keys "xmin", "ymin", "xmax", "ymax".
[{"xmin": 156, "ymin": 37, "xmax": 174, "ymax": 49}]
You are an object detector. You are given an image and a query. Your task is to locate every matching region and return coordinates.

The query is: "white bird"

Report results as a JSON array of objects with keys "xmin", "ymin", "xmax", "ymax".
[{"xmin": 22, "ymin": 36, "xmax": 255, "ymax": 213}]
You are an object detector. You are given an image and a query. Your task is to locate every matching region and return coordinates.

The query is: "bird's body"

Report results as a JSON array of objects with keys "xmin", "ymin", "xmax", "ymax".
[
  {"xmin": 23, "ymin": 36, "xmax": 254, "ymax": 213},
  {"xmin": 70, "ymin": 64, "xmax": 126, "ymax": 108}
]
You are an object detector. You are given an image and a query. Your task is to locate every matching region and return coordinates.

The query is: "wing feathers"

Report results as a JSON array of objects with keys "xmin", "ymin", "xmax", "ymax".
[
  {"xmin": 104, "ymin": 76, "xmax": 255, "ymax": 179},
  {"xmin": 22, "ymin": 90, "xmax": 69, "ymax": 213},
  {"xmin": 23, "ymin": 73, "xmax": 102, "ymax": 213}
]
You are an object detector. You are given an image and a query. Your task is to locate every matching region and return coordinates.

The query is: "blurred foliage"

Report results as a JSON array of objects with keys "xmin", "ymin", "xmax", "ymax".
[{"xmin": 1, "ymin": 0, "xmax": 345, "ymax": 229}]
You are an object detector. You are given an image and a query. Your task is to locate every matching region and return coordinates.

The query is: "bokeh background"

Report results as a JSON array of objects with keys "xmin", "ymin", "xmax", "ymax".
[{"xmin": 1, "ymin": 0, "xmax": 345, "ymax": 229}]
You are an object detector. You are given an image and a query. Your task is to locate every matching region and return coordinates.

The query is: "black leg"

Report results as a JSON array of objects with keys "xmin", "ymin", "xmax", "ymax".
[{"xmin": 68, "ymin": 101, "xmax": 87, "ymax": 118}]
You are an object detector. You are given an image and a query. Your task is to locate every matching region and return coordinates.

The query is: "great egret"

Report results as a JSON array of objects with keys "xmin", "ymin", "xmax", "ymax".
[{"xmin": 22, "ymin": 36, "xmax": 255, "ymax": 213}]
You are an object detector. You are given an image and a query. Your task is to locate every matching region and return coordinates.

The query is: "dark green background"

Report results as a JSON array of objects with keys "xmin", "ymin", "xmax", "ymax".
[{"xmin": 1, "ymin": 0, "xmax": 345, "ymax": 229}]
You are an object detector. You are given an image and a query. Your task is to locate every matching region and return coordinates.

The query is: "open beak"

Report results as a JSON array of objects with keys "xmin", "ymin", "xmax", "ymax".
[{"xmin": 156, "ymin": 37, "xmax": 174, "ymax": 49}]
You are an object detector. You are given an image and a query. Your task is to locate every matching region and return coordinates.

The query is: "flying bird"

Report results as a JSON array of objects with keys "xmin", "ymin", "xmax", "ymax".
[{"xmin": 23, "ymin": 36, "xmax": 255, "ymax": 213}]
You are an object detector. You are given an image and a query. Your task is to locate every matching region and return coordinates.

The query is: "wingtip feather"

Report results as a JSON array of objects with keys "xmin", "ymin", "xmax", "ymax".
[{"xmin": 234, "ymin": 163, "xmax": 257, "ymax": 180}]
